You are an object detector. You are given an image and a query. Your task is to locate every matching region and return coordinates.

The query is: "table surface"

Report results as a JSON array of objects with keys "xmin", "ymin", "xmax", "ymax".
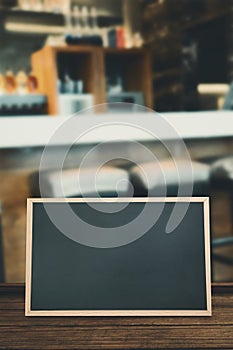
[
  {"xmin": 0, "ymin": 283, "xmax": 233, "ymax": 349},
  {"xmin": 1, "ymin": 111, "xmax": 233, "ymax": 149}
]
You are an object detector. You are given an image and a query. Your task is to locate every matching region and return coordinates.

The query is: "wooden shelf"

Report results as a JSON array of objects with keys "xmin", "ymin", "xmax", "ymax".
[
  {"xmin": 104, "ymin": 47, "xmax": 153, "ymax": 109},
  {"xmin": 32, "ymin": 45, "xmax": 153, "ymax": 115},
  {"xmin": 2, "ymin": 8, "xmax": 122, "ymax": 35},
  {"xmin": 32, "ymin": 45, "xmax": 105, "ymax": 114}
]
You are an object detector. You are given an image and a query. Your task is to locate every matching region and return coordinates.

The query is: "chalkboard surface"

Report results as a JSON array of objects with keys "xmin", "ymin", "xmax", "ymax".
[{"xmin": 25, "ymin": 198, "xmax": 211, "ymax": 316}]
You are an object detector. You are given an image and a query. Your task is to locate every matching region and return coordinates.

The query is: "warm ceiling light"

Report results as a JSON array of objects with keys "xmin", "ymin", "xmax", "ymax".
[{"xmin": 197, "ymin": 84, "xmax": 229, "ymax": 94}]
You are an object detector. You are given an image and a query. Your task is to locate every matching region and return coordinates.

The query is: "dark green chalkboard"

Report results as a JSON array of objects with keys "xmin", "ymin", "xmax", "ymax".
[{"xmin": 26, "ymin": 198, "xmax": 211, "ymax": 316}]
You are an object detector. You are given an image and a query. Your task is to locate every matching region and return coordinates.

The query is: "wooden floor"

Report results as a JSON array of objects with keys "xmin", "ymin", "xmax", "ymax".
[
  {"xmin": 0, "ymin": 283, "xmax": 233, "ymax": 349},
  {"xmin": 0, "ymin": 169, "xmax": 233, "ymax": 283}
]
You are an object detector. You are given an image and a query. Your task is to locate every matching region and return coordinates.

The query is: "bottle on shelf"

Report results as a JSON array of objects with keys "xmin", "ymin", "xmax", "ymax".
[
  {"xmin": 16, "ymin": 69, "xmax": 28, "ymax": 94},
  {"xmin": 81, "ymin": 6, "xmax": 90, "ymax": 36},
  {"xmin": 133, "ymin": 32, "xmax": 144, "ymax": 48},
  {"xmin": 0, "ymin": 73, "xmax": 4, "ymax": 95},
  {"xmin": 73, "ymin": 80, "xmax": 83, "ymax": 94},
  {"xmin": 27, "ymin": 71, "xmax": 38, "ymax": 93},
  {"xmin": 65, "ymin": 5, "xmax": 102, "ymax": 46},
  {"xmin": 107, "ymin": 26, "xmax": 126, "ymax": 49},
  {"xmin": 64, "ymin": 6, "xmax": 73, "ymax": 42},
  {"xmin": 62, "ymin": 73, "xmax": 74, "ymax": 94},
  {"xmin": 90, "ymin": 7, "xmax": 99, "ymax": 35},
  {"xmin": 101, "ymin": 27, "xmax": 109, "ymax": 47},
  {"xmin": 72, "ymin": 6, "xmax": 82, "ymax": 38},
  {"xmin": 58, "ymin": 69, "xmax": 83, "ymax": 94},
  {"xmin": 57, "ymin": 78, "xmax": 62, "ymax": 93},
  {"xmin": 4, "ymin": 69, "xmax": 16, "ymax": 94}
]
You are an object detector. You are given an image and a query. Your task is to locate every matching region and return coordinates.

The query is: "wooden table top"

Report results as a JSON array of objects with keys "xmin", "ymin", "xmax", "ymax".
[{"xmin": 0, "ymin": 283, "xmax": 233, "ymax": 349}]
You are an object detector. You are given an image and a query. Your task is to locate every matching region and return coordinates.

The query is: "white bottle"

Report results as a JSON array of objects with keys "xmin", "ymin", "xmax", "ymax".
[
  {"xmin": 81, "ymin": 6, "xmax": 90, "ymax": 36},
  {"xmin": 73, "ymin": 6, "xmax": 82, "ymax": 37},
  {"xmin": 64, "ymin": 8, "xmax": 72, "ymax": 38},
  {"xmin": 0, "ymin": 73, "xmax": 4, "ymax": 95},
  {"xmin": 16, "ymin": 70, "xmax": 28, "ymax": 94},
  {"xmin": 90, "ymin": 7, "xmax": 98, "ymax": 35},
  {"xmin": 63, "ymin": 73, "xmax": 74, "ymax": 94}
]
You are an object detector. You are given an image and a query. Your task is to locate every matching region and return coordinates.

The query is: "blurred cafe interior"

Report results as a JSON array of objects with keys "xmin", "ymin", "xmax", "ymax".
[{"xmin": 0, "ymin": 0, "xmax": 233, "ymax": 283}]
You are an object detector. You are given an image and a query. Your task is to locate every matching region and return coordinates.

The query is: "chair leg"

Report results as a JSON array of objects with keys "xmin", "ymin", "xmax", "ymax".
[
  {"xmin": 210, "ymin": 179, "xmax": 233, "ymax": 267},
  {"xmin": 0, "ymin": 212, "xmax": 4, "ymax": 283},
  {"xmin": 231, "ymin": 182, "xmax": 233, "ymax": 234}
]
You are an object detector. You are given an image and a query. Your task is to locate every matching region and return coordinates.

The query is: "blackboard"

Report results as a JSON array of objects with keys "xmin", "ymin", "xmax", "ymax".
[{"xmin": 25, "ymin": 198, "xmax": 211, "ymax": 316}]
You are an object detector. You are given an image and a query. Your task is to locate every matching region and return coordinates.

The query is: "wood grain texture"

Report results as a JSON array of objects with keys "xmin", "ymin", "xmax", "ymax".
[
  {"xmin": 0, "ymin": 283, "xmax": 232, "ymax": 349},
  {"xmin": 32, "ymin": 46, "xmax": 58, "ymax": 115},
  {"xmin": 0, "ymin": 169, "xmax": 31, "ymax": 282},
  {"xmin": 32, "ymin": 45, "xmax": 105, "ymax": 115}
]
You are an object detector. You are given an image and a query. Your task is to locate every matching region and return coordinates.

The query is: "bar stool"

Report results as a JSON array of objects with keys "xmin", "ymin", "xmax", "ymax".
[
  {"xmin": 210, "ymin": 156, "xmax": 233, "ymax": 264},
  {"xmin": 0, "ymin": 205, "xmax": 5, "ymax": 282},
  {"xmin": 29, "ymin": 166, "xmax": 130, "ymax": 198},
  {"xmin": 129, "ymin": 159, "xmax": 210, "ymax": 197}
]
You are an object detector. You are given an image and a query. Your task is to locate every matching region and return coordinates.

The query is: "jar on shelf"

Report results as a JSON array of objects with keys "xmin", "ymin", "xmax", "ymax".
[{"xmin": 4, "ymin": 70, "xmax": 16, "ymax": 94}]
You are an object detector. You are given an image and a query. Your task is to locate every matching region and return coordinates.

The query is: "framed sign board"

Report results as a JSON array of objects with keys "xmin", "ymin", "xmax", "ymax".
[{"xmin": 25, "ymin": 197, "xmax": 211, "ymax": 316}]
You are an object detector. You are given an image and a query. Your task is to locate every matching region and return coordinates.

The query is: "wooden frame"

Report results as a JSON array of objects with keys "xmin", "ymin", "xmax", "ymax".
[
  {"xmin": 31, "ymin": 46, "xmax": 153, "ymax": 115},
  {"xmin": 25, "ymin": 197, "xmax": 211, "ymax": 316},
  {"xmin": 31, "ymin": 45, "xmax": 106, "ymax": 115}
]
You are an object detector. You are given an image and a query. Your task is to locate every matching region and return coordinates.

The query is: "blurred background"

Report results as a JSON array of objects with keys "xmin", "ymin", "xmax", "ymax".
[{"xmin": 0, "ymin": 0, "xmax": 233, "ymax": 283}]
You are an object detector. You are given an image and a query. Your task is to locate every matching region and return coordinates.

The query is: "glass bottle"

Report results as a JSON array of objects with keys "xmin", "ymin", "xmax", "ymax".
[
  {"xmin": 73, "ymin": 6, "xmax": 82, "ymax": 37},
  {"xmin": 27, "ymin": 71, "xmax": 38, "ymax": 93},
  {"xmin": 4, "ymin": 70, "xmax": 16, "ymax": 94},
  {"xmin": 63, "ymin": 73, "xmax": 74, "ymax": 93},
  {"xmin": 90, "ymin": 7, "xmax": 98, "ymax": 35},
  {"xmin": 16, "ymin": 69, "xmax": 28, "ymax": 94},
  {"xmin": 0, "ymin": 73, "xmax": 5, "ymax": 95},
  {"xmin": 81, "ymin": 6, "xmax": 90, "ymax": 36},
  {"xmin": 64, "ymin": 7, "xmax": 72, "ymax": 41}
]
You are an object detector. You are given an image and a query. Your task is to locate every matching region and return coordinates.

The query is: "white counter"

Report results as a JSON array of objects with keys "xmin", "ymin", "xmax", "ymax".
[{"xmin": 0, "ymin": 111, "xmax": 233, "ymax": 149}]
